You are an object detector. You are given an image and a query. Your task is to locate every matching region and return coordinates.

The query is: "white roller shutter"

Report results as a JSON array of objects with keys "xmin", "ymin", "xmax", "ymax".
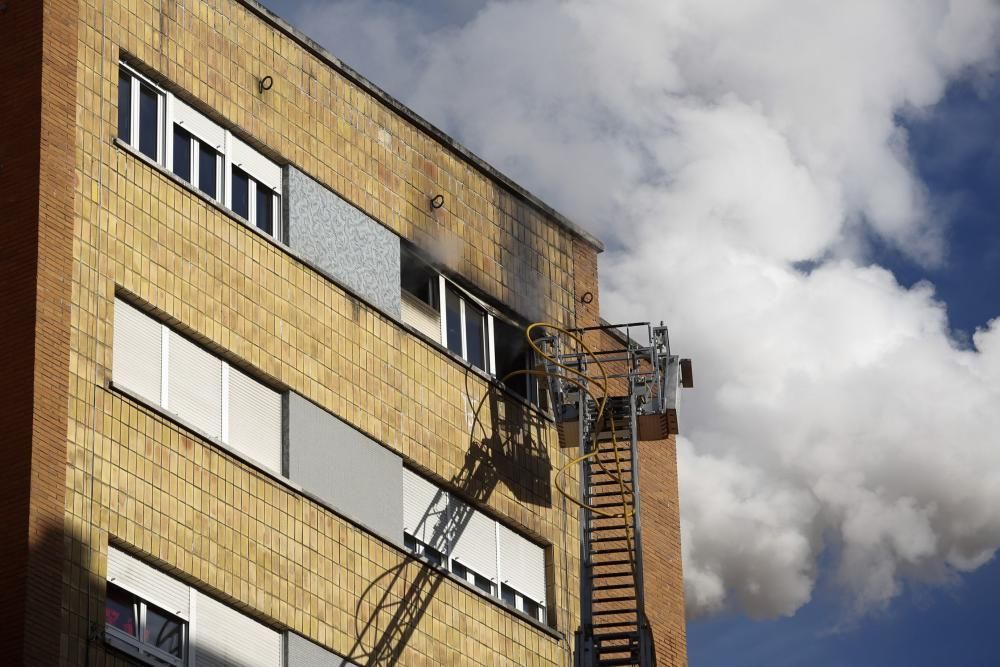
[
  {"xmin": 172, "ymin": 98, "xmax": 225, "ymax": 151},
  {"xmin": 230, "ymin": 135, "xmax": 281, "ymax": 192},
  {"xmin": 450, "ymin": 507, "xmax": 498, "ymax": 582},
  {"xmin": 193, "ymin": 590, "xmax": 282, "ymax": 667},
  {"xmin": 113, "ymin": 298, "xmax": 162, "ymax": 404},
  {"xmin": 107, "ymin": 546, "xmax": 190, "ymax": 619},
  {"xmin": 403, "ymin": 469, "xmax": 452, "ymax": 554},
  {"xmin": 401, "ymin": 292, "xmax": 441, "ymax": 343},
  {"xmin": 227, "ymin": 365, "xmax": 282, "ymax": 471},
  {"xmin": 167, "ymin": 330, "xmax": 223, "ymax": 439},
  {"xmin": 498, "ymin": 524, "xmax": 547, "ymax": 605}
]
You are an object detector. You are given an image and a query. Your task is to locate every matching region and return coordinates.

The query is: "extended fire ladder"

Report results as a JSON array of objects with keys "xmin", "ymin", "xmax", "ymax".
[{"xmin": 536, "ymin": 322, "xmax": 688, "ymax": 667}]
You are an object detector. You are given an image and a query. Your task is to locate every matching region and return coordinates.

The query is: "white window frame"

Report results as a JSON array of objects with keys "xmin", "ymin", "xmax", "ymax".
[
  {"xmin": 119, "ymin": 62, "xmax": 166, "ymax": 164},
  {"xmin": 168, "ymin": 121, "xmax": 223, "ymax": 203},
  {"xmin": 226, "ymin": 164, "xmax": 281, "ymax": 240},
  {"xmin": 118, "ymin": 61, "xmax": 283, "ymax": 241},
  {"xmin": 439, "ymin": 276, "xmax": 495, "ymax": 374},
  {"xmin": 105, "ymin": 583, "xmax": 188, "ymax": 667}
]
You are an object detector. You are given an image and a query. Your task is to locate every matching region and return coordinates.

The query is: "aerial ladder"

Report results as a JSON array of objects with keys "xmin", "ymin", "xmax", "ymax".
[{"xmin": 530, "ymin": 321, "xmax": 690, "ymax": 667}]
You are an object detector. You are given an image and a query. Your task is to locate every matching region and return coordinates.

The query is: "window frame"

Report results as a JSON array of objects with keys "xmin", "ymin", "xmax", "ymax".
[
  {"xmin": 399, "ymin": 247, "xmax": 543, "ymax": 405},
  {"xmin": 105, "ymin": 583, "xmax": 188, "ymax": 667},
  {"xmin": 119, "ymin": 62, "xmax": 166, "ymax": 163},
  {"xmin": 227, "ymin": 165, "xmax": 280, "ymax": 238},
  {"xmin": 117, "ymin": 60, "xmax": 283, "ymax": 241}
]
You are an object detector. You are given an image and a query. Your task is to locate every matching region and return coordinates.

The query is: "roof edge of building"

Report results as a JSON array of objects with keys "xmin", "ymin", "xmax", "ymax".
[{"xmin": 238, "ymin": 0, "xmax": 605, "ymax": 253}]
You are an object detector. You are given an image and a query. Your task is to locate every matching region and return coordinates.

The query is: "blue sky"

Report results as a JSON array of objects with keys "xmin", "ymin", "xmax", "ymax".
[{"xmin": 262, "ymin": 1, "xmax": 1000, "ymax": 663}]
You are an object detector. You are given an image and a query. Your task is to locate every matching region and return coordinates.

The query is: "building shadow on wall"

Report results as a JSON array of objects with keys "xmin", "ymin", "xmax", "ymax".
[{"xmin": 345, "ymin": 372, "xmax": 553, "ymax": 666}]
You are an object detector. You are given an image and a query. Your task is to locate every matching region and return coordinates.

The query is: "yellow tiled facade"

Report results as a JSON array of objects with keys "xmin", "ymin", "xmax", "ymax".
[{"xmin": 59, "ymin": 0, "xmax": 611, "ymax": 665}]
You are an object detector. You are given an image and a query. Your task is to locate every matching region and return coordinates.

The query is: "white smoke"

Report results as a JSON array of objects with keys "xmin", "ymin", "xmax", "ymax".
[{"xmin": 291, "ymin": 0, "xmax": 1000, "ymax": 618}]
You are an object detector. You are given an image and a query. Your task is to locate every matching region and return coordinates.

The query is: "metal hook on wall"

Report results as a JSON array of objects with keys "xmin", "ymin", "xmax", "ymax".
[
  {"xmin": 430, "ymin": 194, "xmax": 445, "ymax": 210},
  {"xmin": 258, "ymin": 75, "xmax": 274, "ymax": 94}
]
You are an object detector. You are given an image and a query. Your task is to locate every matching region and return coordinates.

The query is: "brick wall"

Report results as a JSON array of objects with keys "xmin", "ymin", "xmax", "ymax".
[
  {"xmin": 56, "ymin": 0, "xmax": 604, "ymax": 664},
  {"xmin": 0, "ymin": 0, "xmax": 80, "ymax": 664}
]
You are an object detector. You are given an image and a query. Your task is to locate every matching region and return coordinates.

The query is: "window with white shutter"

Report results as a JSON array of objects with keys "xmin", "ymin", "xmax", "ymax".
[
  {"xmin": 498, "ymin": 523, "xmax": 547, "ymax": 618},
  {"xmin": 402, "ymin": 468, "xmax": 548, "ymax": 623},
  {"xmin": 227, "ymin": 365, "xmax": 282, "ymax": 472},
  {"xmin": 113, "ymin": 299, "xmax": 162, "ymax": 405},
  {"xmin": 105, "ymin": 547, "xmax": 190, "ymax": 667},
  {"xmin": 192, "ymin": 590, "xmax": 282, "ymax": 667},
  {"xmin": 107, "ymin": 547, "xmax": 190, "ymax": 619},
  {"xmin": 402, "ymin": 468, "xmax": 452, "ymax": 555},
  {"xmin": 450, "ymin": 507, "xmax": 498, "ymax": 585},
  {"xmin": 166, "ymin": 330, "xmax": 223, "ymax": 440}
]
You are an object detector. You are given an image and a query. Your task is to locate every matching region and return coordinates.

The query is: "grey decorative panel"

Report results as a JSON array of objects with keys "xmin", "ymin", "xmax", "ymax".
[
  {"xmin": 286, "ymin": 633, "xmax": 360, "ymax": 667},
  {"xmin": 285, "ymin": 166, "xmax": 401, "ymax": 317},
  {"xmin": 286, "ymin": 393, "xmax": 404, "ymax": 546}
]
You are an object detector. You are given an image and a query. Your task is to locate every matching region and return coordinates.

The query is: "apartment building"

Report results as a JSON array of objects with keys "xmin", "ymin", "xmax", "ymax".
[{"xmin": 2, "ymin": 0, "xmax": 686, "ymax": 665}]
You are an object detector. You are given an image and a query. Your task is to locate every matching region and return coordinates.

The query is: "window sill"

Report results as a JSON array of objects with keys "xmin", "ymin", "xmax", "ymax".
[
  {"xmin": 107, "ymin": 381, "xmax": 564, "ymax": 642},
  {"xmin": 113, "ymin": 137, "xmax": 555, "ymax": 426}
]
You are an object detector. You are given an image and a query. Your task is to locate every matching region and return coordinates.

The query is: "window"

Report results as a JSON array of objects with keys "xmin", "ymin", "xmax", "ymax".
[
  {"xmin": 118, "ymin": 64, "xmax": 164, "ymax": 162},
  {"xmin": 113, "ymin": 298, "xmax": 283, "ymax": 472},
  {"xmin": 404, "ymin": 533, "xmax": 445, "ymax": 568},
  {"xmin": 171, "ymin": 126, "xmax": 221, "ymax": 200},
  {"xmin": 501, "ymin": 584, "xmax": 546, "ymax": 623},
  {"xmin": 399, "ymin": 246, "xmax": 540, "ymax": 403},
  {"xmin": 106, "ymin": 546, "xmax": 282, "ymax": 667},
  {"xmin": 402, "ymin": 468, "xmax": 548, "ymax": 623},
  {"xmin": 493, "ymin": 317, "xmax": 540, "ymax": 404},
  {"xmin": 118, "ymin": 61, "xmax": 283, "ymax": 239},
  {"xmin": 106, "ymin": 583, "xmax": 187, "ymax": 666},
  {"xmin": 229, "ymin": 135, "xmax": 282, "ymax": 239},
  {"xmin": 230, "ymin": 165, "xmax": 279, "ymax": 234}
]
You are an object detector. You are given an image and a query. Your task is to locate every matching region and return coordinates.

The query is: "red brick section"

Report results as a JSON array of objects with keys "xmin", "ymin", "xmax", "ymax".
[
  {"xmin": 637, "ymin": 436, "xmax": 688, "ymax": 666},
  {"xmin": 0, "ymin": 0, "xmax": 79, "ymax": 664},
  {"xmin": 572, "ymin": 240, "xmax": 688, "ymax": 666}
]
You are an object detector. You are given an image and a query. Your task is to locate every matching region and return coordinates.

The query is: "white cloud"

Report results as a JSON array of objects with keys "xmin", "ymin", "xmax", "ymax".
[{"xmin": 291, "ymin": 0, "xmax": 1000, "ymax": 618}]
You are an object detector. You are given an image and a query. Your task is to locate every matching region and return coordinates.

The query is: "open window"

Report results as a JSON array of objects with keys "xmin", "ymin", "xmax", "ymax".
[
  {"xmin": 399, "ymin": 246, "xmax": 540, "ymax": 404},
  {"xmin": 493, "ymin": 317, "xmax": 540, "ymax": 405}
]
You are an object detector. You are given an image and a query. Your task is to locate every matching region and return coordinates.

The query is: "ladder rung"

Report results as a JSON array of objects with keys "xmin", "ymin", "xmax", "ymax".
[
  {"xmin": 596, "ymin": 657, "xmax": 640, "ymax": 666},
  {"xmin": 591, "ymin": 558, "xmax": 632, "ymax": 567},
  {"xmin": 588, "ymin": 489, "xmax": 634, "ymax": 499},
  {"xmin": 592, "ymin": 620, "xmax": 637, "ymax": 629},
  {"xmin": 590, "ymin": 500, "xmax": 633, "ymax": 510},
  {"xmin": 594, "ymin": 631, "xmax": 641, "ymax": 643},
  {"xmin": 593, "ymin": 608, "xmax": 638, "ymax": 617},
  {"xmin": 589, "ymin": 536, "xmax": 630, "ymax": 544},
  {"xmin": 586, "ymin": 525, "xmax": 630, "ymax": 534},
  {"xmin": 588, "ymin": 477, "xmax": 633, "ymax": 486},
  {"xmin": 592, "ymin": 547, "xmax": 632, "ymax": 556},
  {"xmin": 590, "ymin": 570, "xmax": 633, "ymax": 579},
  {"xmin": 592, "ymin": 595, "xmax": 637, "ymax": 605},
  {"xmin": 593, "ymin": 583, "xmax": 634, "ymax": 591}
]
